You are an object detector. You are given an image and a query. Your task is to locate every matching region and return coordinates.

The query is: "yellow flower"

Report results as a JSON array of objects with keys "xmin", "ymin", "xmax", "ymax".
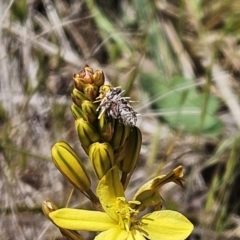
[{"xmin": 49, "ymin": 166, "xmax": 193, "ymax": 240}]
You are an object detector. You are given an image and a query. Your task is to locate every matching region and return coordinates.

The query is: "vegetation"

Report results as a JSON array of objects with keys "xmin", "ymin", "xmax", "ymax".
[{"xmin": 1, "ymin": 0, "xmax": 240, "ymax": 239}]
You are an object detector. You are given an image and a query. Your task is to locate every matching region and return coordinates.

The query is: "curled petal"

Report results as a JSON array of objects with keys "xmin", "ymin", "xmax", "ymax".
[
  {"xmin": 151, "ymin": 166, "xmax": 184, "ymax": 189},
  {"xmin": 133, "ymin": 166, "xmax": 183, "ymax": 210}
]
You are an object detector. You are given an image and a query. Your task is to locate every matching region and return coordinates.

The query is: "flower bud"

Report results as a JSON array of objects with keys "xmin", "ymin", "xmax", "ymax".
[
  {"xmin": 93, "ymin": 70, "xmax": 105, "ymax": 86},
  {"xmin": 97, "ymin": 85, "xmax": 112, "ymax": 100},
  {"xmin": 71, "ymin": 88, "xmax": 88, "ymax": 107},
  {"xmin": 118, "ymin": 126, "xmax": 142, "ymax": 174},
  {"xmin": 111, "ymin": 121, "xmax": 130, "ymax": 150},
  {"xmin": 78, "ymin": 65, "xmax": 94, "ymax": 82},
  {"xmin": 81, "ymin": 100, "xmax": 98, "ymax": 123},
  {"xmin": 73, "ymin": 66, "xmax": 94, "ymax": 91},
  {"xmin": 98, "ymin": 113, "xmax": 114, "ymax": 142},
  {"xmin": 71, "ymin": 104, "xmax": 86, "ymax": 120},
  {"xmin": 89, "ymin": 142, "xmax": 114, "ymax": 179},
  {"xmin": 114, "ymin": 140, "xmax": 128, "ymax": 163},
  {"xmin": 83, "ymin": 84, "xmax": 99, "ymax": 101},
  {"xmin": 51, "ymin": 141, "xmax": 91, "ymax": 191},
  {"xmin": 75, "ymin": 118, "xmax": 101, "ymax": 151}
]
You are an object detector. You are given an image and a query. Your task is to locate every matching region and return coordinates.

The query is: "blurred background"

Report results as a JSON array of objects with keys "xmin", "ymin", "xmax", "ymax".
[{"xmin": 1, "ymin": 0, "xmax": 240, "ymax": 239}]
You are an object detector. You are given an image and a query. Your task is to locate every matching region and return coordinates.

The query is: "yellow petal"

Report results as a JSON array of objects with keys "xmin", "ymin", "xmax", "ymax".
[
  {"xmin": 97, "ymin": 166, "xmax": 125, "ymax": 221},
  {"xmin": 49, "ymin": 208, "xmax": 116, "ymax": 231},
  {"xmin": 140, "ymin": 210, "xmax": 193, "ymax": 240},
  {"xmin": 95, "ymin": 226, "xmax": 129, "ymax": 240},
  {"xmin": 134, "ymin": 166, "xmax": 183, "ymax": 200},
  {"xmin": 127, "ymin": 230, "xmax": 146, "ymax": 240}
]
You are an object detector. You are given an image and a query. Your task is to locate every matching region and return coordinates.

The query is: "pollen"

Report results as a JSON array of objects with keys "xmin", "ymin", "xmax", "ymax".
[{"xmin": 115, "ymin": 197, "xmax": 139, "ymax": 231}]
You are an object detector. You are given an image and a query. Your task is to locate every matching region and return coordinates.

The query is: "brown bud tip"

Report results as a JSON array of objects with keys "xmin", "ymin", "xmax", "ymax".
[{"xmin": 93, "ymin": 70, "xmax": 105, "ymax": 86}]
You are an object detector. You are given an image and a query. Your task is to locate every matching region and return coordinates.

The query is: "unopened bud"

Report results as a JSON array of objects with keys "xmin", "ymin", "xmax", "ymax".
[
  {"xmin": 70, "ymin": 104, "xmax": 86, "ymax": 120},
  {"xmin": 75, "ymin": 118, "xmax": 101, "ymax": 151},
  {"xmin": 73, "ymin": 66, "xmax": 94, "ymax": 91},
  {"xmin": 118, "ymin": 126, "xmax": 142, "ymax": 174},
  {"xmin": 111, "ymin": 121, "xmax": 130, "ymax": 150},
  {"xmin": 97, "ymin": 85, "xmax": 112, "ymax": 100},
  {"xmin": 81, "ymin": 100, "xmax": 98, "ymax": 123},
  {"xmin": 98, "ymin": 113, "xmax": 114, "ymax": 142},
  {"xmin": 93, "ymin": 70, "xmax": 105, "ymax": 86},
  {"xmin": 51, "ymin": 141, "xmax": 91, "ymax": 191},
  {"xmin": 78, "ymin": 65, "xmax": 94, "ymax": 83},
  {"xmin": 83, "ymin": 84, "xmax": 98, "ymax": 101},
  {"xmin": 71, "ymin": 88, "xmax": 88, "ymax": 107},
  {"xmin": 89, "ymin": 142, "xmax": 114, "ymax": 179}
]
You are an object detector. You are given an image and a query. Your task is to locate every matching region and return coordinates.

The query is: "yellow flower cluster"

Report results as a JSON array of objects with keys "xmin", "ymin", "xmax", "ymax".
[{"xmin": 42, "ymin": 65, "xmax": 193, "ymax": 240}]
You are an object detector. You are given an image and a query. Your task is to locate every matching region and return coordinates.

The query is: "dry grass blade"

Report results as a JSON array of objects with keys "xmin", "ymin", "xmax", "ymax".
[
  {"xmin": 212, "ymin": 64, "xmax": 240, "ymax": 129},
  {"xmin": 2, "ymin": 22, "xmax": 83, "ymax": 66},
  {"xmin": 162, "ymin": 19, "xmax": 195, "ymax": 79},
  {"xmin": 42, "ymin": 0, "xmax": 73, "ymax": 51}
]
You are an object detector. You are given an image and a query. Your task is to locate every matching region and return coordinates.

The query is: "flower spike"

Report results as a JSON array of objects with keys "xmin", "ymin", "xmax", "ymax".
[{"xmin": 43, "ymin": 65, "xmax": 193, "ymax": 240}]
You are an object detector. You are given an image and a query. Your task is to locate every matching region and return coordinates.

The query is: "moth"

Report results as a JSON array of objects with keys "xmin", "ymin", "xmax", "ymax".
[{"xmin": 95, "ymin": 85, "xmax": 138, "ymax": 126}]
